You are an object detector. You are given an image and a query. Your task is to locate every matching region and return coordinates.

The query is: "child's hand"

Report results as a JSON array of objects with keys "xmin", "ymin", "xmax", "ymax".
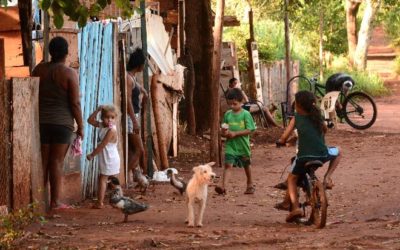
[
  {"xmin": 87, "ymin": 153, "xmax": 94, "ymax": 161},
  {"xmin": 225, "ymin": 131, "xmax": 236, "ymax": 139}
]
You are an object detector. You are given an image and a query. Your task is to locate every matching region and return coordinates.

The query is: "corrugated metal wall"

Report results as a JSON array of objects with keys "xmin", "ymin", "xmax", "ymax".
[{"xmin": 79, "ymin": 22, "xmax": 114, "ymax": 198}]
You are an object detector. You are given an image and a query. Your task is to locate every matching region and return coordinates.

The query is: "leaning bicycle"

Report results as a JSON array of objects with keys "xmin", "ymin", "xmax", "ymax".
[{"xmin": 281, "ymin": 74, "xmax": 377, "ymax": 130}]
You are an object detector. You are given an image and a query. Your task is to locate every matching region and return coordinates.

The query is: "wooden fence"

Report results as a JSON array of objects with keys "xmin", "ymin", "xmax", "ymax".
[
  {"xmin": 0, "ymin": 77, "xmax": 45, "ymax": 212},
  {"xmin": 260, "ymin": 60, "xmax": 299, "ymax": 106}
]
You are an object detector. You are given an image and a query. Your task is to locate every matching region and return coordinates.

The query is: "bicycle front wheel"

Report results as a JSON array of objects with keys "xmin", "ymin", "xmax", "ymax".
[
  {"xmin": 342, "ymin": 91, "xmax": 377, "ymax": 130},
  {"xmin": 309, "ymin": 180, "xmax": 328, "ymax": 229}
]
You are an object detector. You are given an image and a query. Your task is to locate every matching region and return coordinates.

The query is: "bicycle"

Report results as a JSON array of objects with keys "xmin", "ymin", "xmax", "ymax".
[
  {"xmin": 276, "ymin": 142, "xmax": 328, "ymax": 229},
  {"xmin": 281, "ymin": 74, "xmax": 377, "ymax": 130}
]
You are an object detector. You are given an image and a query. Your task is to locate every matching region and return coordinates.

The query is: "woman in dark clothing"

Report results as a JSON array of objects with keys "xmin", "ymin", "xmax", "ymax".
[
  {"xmin": 126, "ymin": 48, "xmax": 149, "ymax": 178},
  {"xmin": 32, "ymin": 36, "xmax": 83, "ymax": 210}
]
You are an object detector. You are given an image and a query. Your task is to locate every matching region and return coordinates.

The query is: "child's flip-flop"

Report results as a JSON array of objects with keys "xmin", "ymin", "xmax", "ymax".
[
  {"xmin": 244, "ymin": 186, "xmax": 255, "ymax": 194},
  {"xmin": 52, "ymin": 204, "xmax": 74, "ymax": 210}
]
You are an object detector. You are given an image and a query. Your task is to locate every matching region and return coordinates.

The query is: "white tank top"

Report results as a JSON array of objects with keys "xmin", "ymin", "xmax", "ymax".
[{"xmin": 98, "ymin": 124, "xmax": 120, "ymax": 176}]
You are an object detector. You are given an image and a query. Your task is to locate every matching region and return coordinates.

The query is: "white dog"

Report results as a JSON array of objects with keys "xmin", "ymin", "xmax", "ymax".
[{"xmin": 185, "ymin": 162, "xmax": 216, "ymax": 227}]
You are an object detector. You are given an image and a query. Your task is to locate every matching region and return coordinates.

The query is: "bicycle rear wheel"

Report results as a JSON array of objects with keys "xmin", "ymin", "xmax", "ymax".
[
  {"xmin": 342, "ymin": 91, "xmax": 377, "ymax": 130},
  {"xmin": 309, "ymin": 180, "xmax": 328, "ymax": 229}
]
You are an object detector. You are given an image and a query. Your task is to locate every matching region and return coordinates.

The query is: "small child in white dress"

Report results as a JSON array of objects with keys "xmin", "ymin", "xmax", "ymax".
[{"xmin": 87, "ymin": 105, "xmax": 120, "ymax": 208}]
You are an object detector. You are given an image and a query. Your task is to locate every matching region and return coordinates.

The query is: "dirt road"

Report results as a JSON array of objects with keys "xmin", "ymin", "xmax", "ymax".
[{"xmin": 17, "ymin": 95, "xmax": 400, "ymax": 249}]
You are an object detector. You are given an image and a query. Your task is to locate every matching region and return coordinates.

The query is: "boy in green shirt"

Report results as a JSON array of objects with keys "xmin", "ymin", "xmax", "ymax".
[{"xmin": 215, "ymin": 88, "xmax": 256, "ymax": 195}]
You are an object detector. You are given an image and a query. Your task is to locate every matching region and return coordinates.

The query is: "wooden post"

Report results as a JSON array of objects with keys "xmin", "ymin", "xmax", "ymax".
[
  {"xmin": 246, "ymin": 7, "xmax": 256, "ymax": 100},
  {"xmin": 0, "ymin": 39, "xmax": 4, "ymax": 80},
  {"xmin": 210, "ymin": 0, "xmax": 224, "ymax": 163},
  {"xmin": 18, "ymin": 0, "xmax": 33, "ymax": 71},
  {"xmin": 0, "ymin": 38, "xmax": 11, "ymax": 209},
  {"xmin": 12, "ymin": 77, "xmax": 42, "ymax": 210},
  {"xmin": 284, "ymin": 0, "xmax": 292, "ymax": 113},
  {"xmin": 319, "ymin": 0, "xmax": 324, "ymax": 80},
  {"xmin": 141, "ymin": 0, "xmax": 154, "ymax": 177},
  {"xmin": 43, "ymin": 11, "xmax": 50, "ymax": 62},
  {"xmin": 178, "ymin": 0, "xmax": 185, "ymax": 58},
  {"xmin": 118, "ymin": 39, "xmax": 128, "ymax": 186}
]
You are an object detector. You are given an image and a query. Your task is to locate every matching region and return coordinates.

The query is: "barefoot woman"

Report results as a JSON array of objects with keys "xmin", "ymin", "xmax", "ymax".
[{"xmin": 32, "ymin": 37, "xmax": 83, "ymax": 210}]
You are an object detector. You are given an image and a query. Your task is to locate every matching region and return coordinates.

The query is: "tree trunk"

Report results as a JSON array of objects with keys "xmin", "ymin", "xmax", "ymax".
[
  {"xmin": 185, "ymin": 0, "xmax": 214, "ymax": 134},
  {"xmin": 346, "ymin": 0, "xmax": 361, "ymax": 65},
  {"xmin": 319, "ymin": 0, "xmax": 324, "ymax": 80},
  {"xmin": 284, "ymin": 0, "xmax": 293, "ymax": 113},
  {"xmin": 18, "ymin": 0, "xmax": 32, "ymax": 70},
  {"xmin": 354, "ymin": 0, "xmax": 381, "ymax": 71},
  {"xmin": 178, "ymin": 52, "xmax": 196, "ymax": 135},
  {"xmin": 210, "ymin": 0, "xmax": 224, "ymax": 163},
  {"xmin": 246, "ymin": 8, "xmax": 257, "ymax": 100}
]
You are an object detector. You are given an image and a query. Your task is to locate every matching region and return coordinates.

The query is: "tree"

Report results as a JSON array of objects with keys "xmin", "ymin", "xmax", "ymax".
[
  {"xmin": 210, "ymin": 0, "xmax": 224, "ymax": 163},
  {"xmin": 345, "ymin": 0, "xmax": 361, "ymax": 65},
  {"xmin": 185, "ymin": 0, "xmax": 214, "ymax": 134},
  {"xmin": 39, "ymin": 0, "xmax": 137, "ymax": 28},
  {"xmin": 354, "ymin": 0, "xmax": 382, "ymax": 70}
]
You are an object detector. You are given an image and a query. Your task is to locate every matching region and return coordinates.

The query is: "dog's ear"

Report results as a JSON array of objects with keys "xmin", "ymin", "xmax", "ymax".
[
  {"xmin": 192, "ymin": 166, "xmax": 199, "ymax": 173},
  {"xmin": 207, "ymin": 162, "xmax": 216, "ymax": 167}
]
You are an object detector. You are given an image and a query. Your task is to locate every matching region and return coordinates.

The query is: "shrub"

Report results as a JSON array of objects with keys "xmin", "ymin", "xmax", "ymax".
[{"xmin": 0, "ymin": 203, "xmax": 46, "ymax": 249}]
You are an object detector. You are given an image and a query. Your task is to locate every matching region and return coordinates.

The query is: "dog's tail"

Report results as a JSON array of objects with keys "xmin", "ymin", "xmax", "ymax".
[{"xmin": 167, "ymin": 169, "xmax": 187, "ymax": 195}]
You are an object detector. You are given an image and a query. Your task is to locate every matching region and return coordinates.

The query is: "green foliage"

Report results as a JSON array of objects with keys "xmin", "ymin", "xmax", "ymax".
[
  {"xmin": 38, "ymin": 0, "xmax": 139, "ymax": 29},
  {"xmin": 0, "ymin": 203, "xmax": 46, "ymax": 249},
  {"xmin": 395, "ymin": 56, "xmax": 400, "ymax": 75},
  {"xmin": 379, "ymin": 1, "xmax": 400, "ymax": 47}
]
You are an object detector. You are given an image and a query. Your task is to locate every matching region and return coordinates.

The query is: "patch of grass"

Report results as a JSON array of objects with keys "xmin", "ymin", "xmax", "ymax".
[{"xmin": 0, "ymin": 203, "xmax": 46, "ymax": 249}]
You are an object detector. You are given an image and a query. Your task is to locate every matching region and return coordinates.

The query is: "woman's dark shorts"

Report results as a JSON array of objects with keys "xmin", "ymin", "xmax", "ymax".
[{"xmin": 40, "ymin": 124, "xmax": 73, "ymax": 144}]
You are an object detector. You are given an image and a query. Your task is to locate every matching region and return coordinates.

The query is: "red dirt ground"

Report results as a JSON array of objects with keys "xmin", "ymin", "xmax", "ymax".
[{"xmin": 13, "ymin": 80, "xmax": 400, "ymax": 249}]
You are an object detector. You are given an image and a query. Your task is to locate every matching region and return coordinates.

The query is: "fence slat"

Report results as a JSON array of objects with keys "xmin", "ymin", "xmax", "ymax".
[{"xmin": 260, "ymin": 60, "xmax": 299, "ymax": 106}]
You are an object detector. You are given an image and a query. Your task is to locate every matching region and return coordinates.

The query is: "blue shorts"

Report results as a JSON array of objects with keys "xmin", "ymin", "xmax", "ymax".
[{"xmin": 290, "ymin": 147, "xmax": 339, "ymax": 176}]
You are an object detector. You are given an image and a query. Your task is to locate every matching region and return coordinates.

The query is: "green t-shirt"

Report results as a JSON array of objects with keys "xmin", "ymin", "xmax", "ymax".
[
  {"xmin": 223, "ymin": 109, "xmax": 256, "ymax": 157},
  {"xmin": 295, "ymin": 113, "xmax": 328, "ymax": 159}
]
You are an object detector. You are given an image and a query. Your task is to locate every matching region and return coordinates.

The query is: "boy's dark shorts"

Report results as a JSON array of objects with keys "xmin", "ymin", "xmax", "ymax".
[
  {"xmin": 225, "ymin": 154, "xmax": 251, "ymax": 168},
  {"xmin": 291, "ymin": 147, "xmax": 339, "ymax": 175},
  {"xmin": 40, "ymin": 124, "xmax": 73, "ymax": 144}
]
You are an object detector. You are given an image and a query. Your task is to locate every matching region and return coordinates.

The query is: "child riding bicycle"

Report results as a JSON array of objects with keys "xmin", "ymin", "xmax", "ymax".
[{"xmin": 275, "ymin": 90, "xmax": 342, "ymax": 222}]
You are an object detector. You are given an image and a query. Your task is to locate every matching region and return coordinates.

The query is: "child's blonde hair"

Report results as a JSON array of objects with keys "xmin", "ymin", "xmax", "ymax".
[{"xmin": 101, "ymin": 104, "xmax": 119, "ymax": 119}]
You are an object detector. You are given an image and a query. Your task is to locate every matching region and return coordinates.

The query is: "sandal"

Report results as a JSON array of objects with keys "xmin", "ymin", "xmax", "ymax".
[
  {"xmin": 52, "ymin": 204, "xmax": 74, "ymax": 210},
  {"xmin": 286, "ymin": 208, "xmax": 303, "ymax": 222},
  {"xmin": 244, "ymin": 186, "xmax": 255, "ymax": 195},
  {"xmin": 273, "ymin": 181, "xmax": 288, "ymax": 190},
  {"xmin": 324, "ymin": 179, "xmax": 334, "ymax": 190},
  {"xmin": 215, "ymin": 186, "xmax": 226, "ymax": 195},
  {"xmin": 91, "ymin": 203, "xmax": 104, "ymax": 209}
]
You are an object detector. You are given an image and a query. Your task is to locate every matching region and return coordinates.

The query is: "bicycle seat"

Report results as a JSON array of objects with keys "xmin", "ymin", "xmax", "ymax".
[{"xmin": 304, "ymin": 160, "xmax": 324, "ymax": 169}]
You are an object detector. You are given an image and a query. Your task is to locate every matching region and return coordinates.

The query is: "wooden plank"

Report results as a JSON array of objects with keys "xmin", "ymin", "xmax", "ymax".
[
  {"xmin": 0, "ymin": 7, "xmax": 20, "ymax": 32},
  {"xmin": 151, "ymin": 78, "xmax": 171, "ymax": 170},
  {"xmin": 172, "ymin": 101, "xmax": 178, "ymax": 157},
  {"xmin": 118, "ymin": 39, "xmax": 128, "ymax": 186},
  {"xmin": 12, "ymin": 77, "xmax": 40, "ymax": 210},
  {"xmin": 113, "ymin": 23, "xmax": 126, "ymax": 186},
  {"xmin": 0, "ymin": 38, "xmax": 4, "ymax": 79},
  {"xmin": 29, "ymin": 77, "xmax": 45, "ymax": 213},
  {"xmin": 50, "ymin": 31, "xmax": 79, "ymax": 69},
  {"xmin": 0, "ymin": 79, "xmax": 11, "ymax": 208}
]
